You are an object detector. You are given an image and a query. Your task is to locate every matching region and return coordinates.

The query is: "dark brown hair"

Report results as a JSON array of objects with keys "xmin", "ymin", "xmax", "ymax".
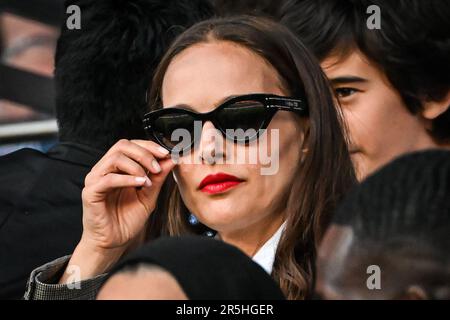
[
  {"xmin": 146, "ymin": 15, "xmax": 356, "ymax": 299},
  {"xmin": 210, "ymin": 0, "xmax": 283, "ymax": 17}
]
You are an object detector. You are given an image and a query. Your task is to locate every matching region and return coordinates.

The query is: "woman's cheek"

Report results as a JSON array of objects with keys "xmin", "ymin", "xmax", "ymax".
[{"xmin": 172, "ymin": 166, "xmax": 195, "ymax": 200}]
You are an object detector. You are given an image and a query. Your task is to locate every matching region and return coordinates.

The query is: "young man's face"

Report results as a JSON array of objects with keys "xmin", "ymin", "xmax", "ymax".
[{"xmin": 321, "ymin": 50, "xmax": 439, "ymax": 180}]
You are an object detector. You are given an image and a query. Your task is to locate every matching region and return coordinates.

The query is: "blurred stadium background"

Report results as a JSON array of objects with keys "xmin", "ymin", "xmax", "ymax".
[{"xmin": 0, "ymin": 0, "xmax": 64, "ymax": 156}]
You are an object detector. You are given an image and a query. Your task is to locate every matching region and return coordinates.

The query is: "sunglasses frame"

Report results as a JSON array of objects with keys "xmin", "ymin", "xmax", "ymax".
[{"xmin": 143, "ymin": 93, "xmax": 308, "ymax": 151}]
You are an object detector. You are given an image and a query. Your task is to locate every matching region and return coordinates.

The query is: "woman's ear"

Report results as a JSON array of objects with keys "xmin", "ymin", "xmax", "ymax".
[
  {"xmin": 422, "ymin": 91, "xmax": 450, "ymax": 120},
  {"xmin": 299, "ymin": 124, "xmax": 310, "ymax": 163},
  {"xmin": 300, "ymin": 148, "xmax": 309, "ymax": 163}
]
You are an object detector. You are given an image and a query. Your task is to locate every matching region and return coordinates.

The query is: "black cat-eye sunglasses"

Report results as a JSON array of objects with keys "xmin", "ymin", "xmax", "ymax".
[{"xmin": 143, "ymin": 93, "xmax": 308, "ymax": 152}]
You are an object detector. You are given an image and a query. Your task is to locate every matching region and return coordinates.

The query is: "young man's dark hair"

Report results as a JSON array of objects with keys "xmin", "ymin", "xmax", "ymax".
[
  {"xmin": 0, "ymin": 0, "xmax": 214, "ymax": 299},
  {"xmin": 316, "ymin": 150, "xmax": 450, "ymax": 299},
  {"xmin": 56, "ymin": 0, "xmax": 214, "ymax": 150},
  {"xmin": 279, "ymin": 0, "xmax": 450, "ymax": 180},
  {"xmin": 211, "ymin": 0, "xmax": 284, "ymax": 17}
]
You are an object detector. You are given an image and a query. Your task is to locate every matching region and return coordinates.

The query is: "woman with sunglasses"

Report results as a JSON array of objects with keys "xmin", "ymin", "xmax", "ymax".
[{"xmin": 24, "ymin": 16, "xmax": 355, "ymax": 300}]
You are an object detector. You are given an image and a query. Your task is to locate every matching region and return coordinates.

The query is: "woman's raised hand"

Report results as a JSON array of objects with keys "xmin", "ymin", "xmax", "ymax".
[
  {"xmin": 60, "ymin": 139, "xmax": 175, "ymax": 283},
  {"xmin": 81, "ymin": 139, "xmax": 174, "ymax": 250}
]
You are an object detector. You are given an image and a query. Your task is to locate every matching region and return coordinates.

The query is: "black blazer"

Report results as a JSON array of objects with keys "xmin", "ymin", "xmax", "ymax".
[{"xmin": 0, "ymin": 142, "xmax": 104, "ymax": 299}]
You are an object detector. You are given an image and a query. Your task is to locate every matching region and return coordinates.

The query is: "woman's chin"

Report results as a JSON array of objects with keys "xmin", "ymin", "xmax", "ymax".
[{"xmin": 196, "ymin": 209, "xmax": 249, "ymax": 232}]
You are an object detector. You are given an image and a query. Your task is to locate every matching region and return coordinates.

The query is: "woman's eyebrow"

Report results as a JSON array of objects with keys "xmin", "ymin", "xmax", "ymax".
[{"xmin": 329, "ymin": 76, "xmax": 369, "ymax": 85}]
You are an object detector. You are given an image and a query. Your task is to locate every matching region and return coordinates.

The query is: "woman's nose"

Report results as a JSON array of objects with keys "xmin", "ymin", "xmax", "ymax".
[{"xmin": 198, "ymin": 121, "xmax": 226, "ymax": 164}]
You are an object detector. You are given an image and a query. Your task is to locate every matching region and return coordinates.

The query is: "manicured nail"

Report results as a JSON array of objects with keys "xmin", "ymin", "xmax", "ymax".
[
  {"xmin": 135, "ymin": 177, "xmax": 146, "ymax": 184},
  {"xmin": 145, "ymin": 177, "xmax": 152, "ymax": 187},
  {"xmin": 152, "ymin": 159, "xmax": 161, "ymax": 173},
  {"xmin": 158, "ymin": 146, "xmax": 170, "ymax": 156}
]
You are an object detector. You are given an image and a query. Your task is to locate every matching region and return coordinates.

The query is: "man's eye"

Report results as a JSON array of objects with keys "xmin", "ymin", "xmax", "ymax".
[{"xmin": 335, "ymin": 88, "xmax": 358, "ymax": 98}]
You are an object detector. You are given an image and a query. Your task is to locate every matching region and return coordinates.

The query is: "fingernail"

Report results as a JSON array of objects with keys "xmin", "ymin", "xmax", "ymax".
[
  {"xmin": 158, "ymin": 146, "xmax": 170, "ymax": 156},
  {"xmin": 135, "ymin": 177, "xmax": 146, "ymax": 184},
  {"xmin": 152, "ymin": 159, "xmax": 161, "ymax": 173},
  {"xmin": 145, "ymin": 177, "xmax": 152, "ymax": 187}
]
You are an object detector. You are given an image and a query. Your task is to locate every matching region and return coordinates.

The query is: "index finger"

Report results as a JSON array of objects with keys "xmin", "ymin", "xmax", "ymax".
[{"xmin": 131, "ymin": 140, "xmax": 171, "ymax": 159}]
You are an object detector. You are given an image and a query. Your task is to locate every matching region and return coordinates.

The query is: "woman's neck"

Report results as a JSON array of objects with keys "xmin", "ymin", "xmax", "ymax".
[{"xmin": 218, "ymin": 213, "xmax": 285, "ymax": 257}]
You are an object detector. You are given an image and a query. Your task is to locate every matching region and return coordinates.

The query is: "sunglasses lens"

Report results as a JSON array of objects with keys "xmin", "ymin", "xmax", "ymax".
[
  {"xmin": 217, "ymin": 100, "xmax": 267, "ymax": 141},
  {"xmin": 152, "ymin": 113, "xmax": 196, "ymax": 150}
]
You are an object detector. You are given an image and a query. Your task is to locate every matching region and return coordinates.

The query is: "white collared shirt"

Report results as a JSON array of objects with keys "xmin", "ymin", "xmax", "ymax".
[
  {"xmin": 214, "ymin": 221, "xmax": 286, "ymax": 274},
  {"xmin": 251, "ymin": 221, "xmax": 286, "ymax": 274}
]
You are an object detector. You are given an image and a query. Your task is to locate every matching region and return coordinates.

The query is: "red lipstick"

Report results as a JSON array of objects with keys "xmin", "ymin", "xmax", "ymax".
[{"xmin": 199, "ymin": 173, "xmax": 244, "ymax": 194}]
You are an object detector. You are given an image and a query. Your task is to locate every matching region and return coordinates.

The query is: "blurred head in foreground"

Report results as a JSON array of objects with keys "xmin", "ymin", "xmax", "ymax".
[
  {"xmin": 316, "ymin": 150, "xmax": 450, "ymax": 299},
  {"xmin": 97, "ymin": 236, "xmax": 286, "ymax": 299}
]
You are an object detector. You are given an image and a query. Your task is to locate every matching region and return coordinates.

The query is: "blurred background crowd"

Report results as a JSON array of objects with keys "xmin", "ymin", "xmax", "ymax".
[{"xmin": 0, "ymin": 0, "xmax": 62, "ymax": 155}]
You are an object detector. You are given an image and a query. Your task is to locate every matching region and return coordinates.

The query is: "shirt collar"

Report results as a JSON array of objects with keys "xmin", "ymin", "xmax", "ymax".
[{"xmin": 251, "ymin": 221, "xmax": 286, "ymax": 274}]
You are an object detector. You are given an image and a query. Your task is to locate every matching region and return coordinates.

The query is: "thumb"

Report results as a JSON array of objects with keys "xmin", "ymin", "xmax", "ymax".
[{"xmin": 150, "ymin": 156, "xmax": 176, "ymax": 186}]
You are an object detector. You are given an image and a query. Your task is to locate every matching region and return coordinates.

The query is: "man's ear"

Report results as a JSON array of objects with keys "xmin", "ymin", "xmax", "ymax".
[
  {"xmin": 422, "ymin": 91, "xmax": 450, "ymax": 120},
  {"xmin": 402, "ymin": 285, "xmax": 429, "ymax": 300}
]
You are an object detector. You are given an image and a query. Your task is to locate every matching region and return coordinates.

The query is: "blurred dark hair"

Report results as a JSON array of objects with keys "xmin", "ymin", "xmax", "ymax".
[
  {"xmin": 0, "ymin": 24, "xmax": 3, "ymax": 58},
  {"xmin": 147, "ymin": 15, "xmax": 356, "ymax": 299},
  {"xmin": 0, "ymin": 18, "xmax": 5, "ymax": 58},
  {"xmin": 54, "ymin": 0, "xmax": 214, "ymax": 151},
  {"xmin": 280, "ymin": 0, "xmax": 450, "ymax": 141},
  {"xmin": 211, "ymin": 0, "xmax": 285, "ymax": 17},
  {"xmin": 102, "ymin": 236, "xmax": 286, "ymax": 300}
]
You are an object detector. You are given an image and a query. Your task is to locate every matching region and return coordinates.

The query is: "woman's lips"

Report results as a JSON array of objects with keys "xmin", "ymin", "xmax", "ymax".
[{"xmin": 199, "ymin": 173, "xmax": 244, "ymax": 194}]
